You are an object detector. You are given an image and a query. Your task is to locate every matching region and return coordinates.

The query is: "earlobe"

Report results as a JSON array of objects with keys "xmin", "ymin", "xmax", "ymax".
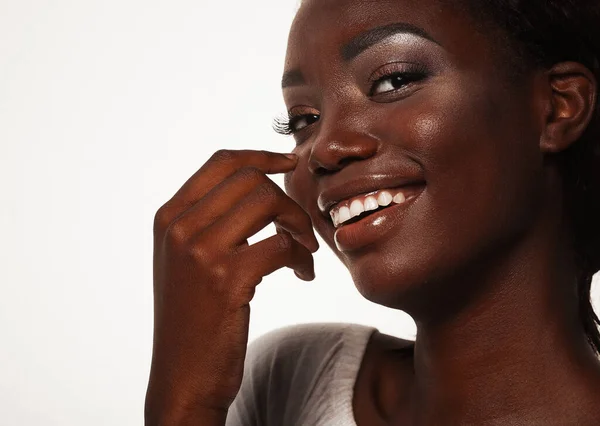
[{"xmin": 539, "ymin": 61, "xmax": 597, "ymax": 154}]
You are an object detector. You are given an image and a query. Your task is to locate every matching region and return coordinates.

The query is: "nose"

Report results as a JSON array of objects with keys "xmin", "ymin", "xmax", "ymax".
[{"xmin": 307, "ymin": 119, "xmax": 380, "ymax": 176}]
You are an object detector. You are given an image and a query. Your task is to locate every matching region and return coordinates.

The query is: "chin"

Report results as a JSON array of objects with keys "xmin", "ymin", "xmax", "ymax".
[
  {"xmin": 349, "ymin": 247, "xmax": 438, "ymax": 311},
  {"xmin": 344, "ymin": 233, "xmax": 490, "ymax": 318}
]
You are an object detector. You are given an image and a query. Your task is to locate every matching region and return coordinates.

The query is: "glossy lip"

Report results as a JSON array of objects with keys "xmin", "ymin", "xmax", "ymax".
[
  {"xmin": 317, "ymin": 175, "xmax": 426, "ymax": 220},
  {"xmin": 333, "ymin": 187, "xmax": 425, "ymax": 252}
]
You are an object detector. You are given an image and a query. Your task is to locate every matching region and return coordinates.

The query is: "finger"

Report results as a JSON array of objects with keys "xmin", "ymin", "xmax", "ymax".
[
  {"xmin": 165, "ymin": 166, "xmax": 318, "ymax": 252},
  {"xmin": 160, "ymin": 150, "xmax": 298, "ymax": 223},
  {"xmin": 203, "ymin": 178, "xmax": 319, "ymax": 254},
  {"xmin": 276, "ymin": 226, "xmax": 317, "ymax": 280},
  {"xmin": 168, "ymin": 166, "xmax": 287, "ymax": 234},
  {"xmin": 235, "ymin": 230, "xmax": 315, "ymax": 284}
]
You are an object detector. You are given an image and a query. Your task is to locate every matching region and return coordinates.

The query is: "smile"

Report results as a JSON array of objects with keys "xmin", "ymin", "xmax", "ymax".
[
  {"xmin": 333, "ymin": 184, "xmax": 425, "ymax": 252},
  {"xmin": 330, "ymin": 185, "xmax": 424, "ymax": 228}
]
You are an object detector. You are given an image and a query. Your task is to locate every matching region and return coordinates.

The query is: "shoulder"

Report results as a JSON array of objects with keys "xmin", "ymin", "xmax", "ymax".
[
  {"xmin": 245, "ymin": 321, "xmax": 378, "ymax": 364},
  {"xmin": 241, "ymin": 322, "xmax": 379, "ymax": 390},
  {"xmin": 226, "ymin": 322, "xmax": 377, "ymax": 425}
]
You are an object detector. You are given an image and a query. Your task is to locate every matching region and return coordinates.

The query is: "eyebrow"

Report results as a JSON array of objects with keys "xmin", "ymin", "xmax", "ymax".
[
  {"xmin": 342, "ymin": 22, "xmax": 442, "ymax": 61},
  {"xmin": 281, "ymin": 21, "xmax": 441, "ymax": 89},
  {"xmin": 281, "ymin": 69, "xmax": 305, "ymax": 89}
]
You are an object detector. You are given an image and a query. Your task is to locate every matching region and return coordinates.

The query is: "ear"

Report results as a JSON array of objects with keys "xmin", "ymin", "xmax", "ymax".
[{"xmin": 539, "ymin": 61, "xmax": 597, "ymax": 153}]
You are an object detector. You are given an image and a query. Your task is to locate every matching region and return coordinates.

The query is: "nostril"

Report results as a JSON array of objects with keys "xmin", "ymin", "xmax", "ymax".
[
  {"xmin": 314, "ymin": 166, "xmax": 334, "ymax": 176},
  {"xmin": 312, "ymin": 157, "xmax": 361, "ymax": 176}
]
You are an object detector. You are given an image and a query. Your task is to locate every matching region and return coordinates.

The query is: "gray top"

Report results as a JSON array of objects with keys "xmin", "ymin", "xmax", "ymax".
[{"xmin": 226, "ymin": 322, "xmax": 378, "ymax": 426}]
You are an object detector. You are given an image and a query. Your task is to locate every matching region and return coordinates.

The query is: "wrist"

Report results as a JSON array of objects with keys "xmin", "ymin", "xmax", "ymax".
[{"xmin": 145, "ymin": 404, "xmax": 227, "ymax": 426}]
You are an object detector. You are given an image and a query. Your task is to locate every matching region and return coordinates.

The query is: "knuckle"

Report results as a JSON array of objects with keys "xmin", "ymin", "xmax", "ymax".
[
  {"xmin": 276, "ymin": 232, "xmax": 294, "ymax": 251},
  {"xmin": 153, "ymin": 206, "xmax": 171, "ymax": 233},
  {"xmin": 237, "ymin": 166, "xmax": 264, "ymax": 183},
  {"xmin": 164, "ymin": 219, "xmax": 188, "ymax": 246},
  {"xmin": 286, "ymin": 200, "xmax": 314, "ymax": 234},
  {"xmin": 255, "ymin": 181, "xmax": 278, "ymax": 203},
  {"xmin": 211, "ymin": 261, "xmax": 231, "ymax": 282},
  {"xmin": 210, "ymin": 149, "xmax": 237, "ymax": 163},
  {"xmin": 188, "ymin": 243, "xmax": 213, "ymax": 265},
  {"xmin": 209, "ymin": 260, "xmax": 234, "ymax": 293}
]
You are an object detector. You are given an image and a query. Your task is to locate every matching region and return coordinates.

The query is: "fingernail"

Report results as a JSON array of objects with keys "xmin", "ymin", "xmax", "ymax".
[
  {"xmin": 295, "ymin": 270, "xmax": 307, "ymax": 280},
  {"xmin": 295, "ymin": 269, "xmax": 314, "ymax": 281},
  {"xmin": 284, "ymin": 153, "xmax": 298, "ymax": 161}
]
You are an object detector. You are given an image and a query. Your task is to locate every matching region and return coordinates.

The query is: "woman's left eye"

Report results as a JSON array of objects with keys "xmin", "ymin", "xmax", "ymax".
[{"xmin": 369, "ymin": 72, "xmax": 425, "ymax": 96}]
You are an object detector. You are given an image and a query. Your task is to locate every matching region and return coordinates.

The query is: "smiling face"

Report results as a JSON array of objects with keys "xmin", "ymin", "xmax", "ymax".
[{"xmin": 281, "ymin": 0, "xmax": 550, "ymax": 311}]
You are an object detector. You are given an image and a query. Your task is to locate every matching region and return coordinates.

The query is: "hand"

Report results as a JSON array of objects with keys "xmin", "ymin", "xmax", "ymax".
[{"xmin": 145, "ymin": 149, "xmax": 319, "ymax": 424}]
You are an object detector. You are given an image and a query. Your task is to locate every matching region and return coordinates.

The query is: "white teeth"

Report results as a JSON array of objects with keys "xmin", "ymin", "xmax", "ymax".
[
  {"xmin": 329, "ymin": 209, "xmax": 340, "ymax": 228},
  {"xmin": 349, "ymin": 199, "xmax": 365, "ymax": 218},
  {"xmin": 330, "ymin": 189, "xmax": 409, "ymax": 228},
  {"xmin": 393, "ymin": 192, "xmax": 406, "ymax": 204},
  {"xmin": 364, "ymin": 196, "xmax": 379, "ymax": 211},
  {"xmin": 377, "ymin": 191, "xmax": 393, "ymax": 206},
  {"xmin": 338, "ymin": 206, "xmax": 351, "ymax": 224}
]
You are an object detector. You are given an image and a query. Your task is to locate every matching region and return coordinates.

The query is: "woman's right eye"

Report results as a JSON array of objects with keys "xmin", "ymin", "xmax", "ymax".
[
  {"xmin": 273, "ymin": 113, "xmax": 320, "ymax": 136},
  {"xmin": 290, "ymin": 114, "xmax": 320, "ymax": 132}
]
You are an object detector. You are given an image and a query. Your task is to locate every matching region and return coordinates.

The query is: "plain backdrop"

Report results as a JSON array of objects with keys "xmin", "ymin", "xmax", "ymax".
[{"xmin": 1, "ymin": 1, "xmax": 598, "ymax": 425}]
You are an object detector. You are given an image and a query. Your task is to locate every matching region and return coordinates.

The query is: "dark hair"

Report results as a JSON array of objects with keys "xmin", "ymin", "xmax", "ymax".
[{"xmin": 456, "ymin": 0, "xmax": 600, "ymax": 355}]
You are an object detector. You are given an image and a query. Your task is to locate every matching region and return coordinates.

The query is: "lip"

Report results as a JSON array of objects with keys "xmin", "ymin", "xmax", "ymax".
[
  {"xmin": 318, "ymin": 175, "xmax": 426, "ymax": 219},
  {"xmin": 333, "ymin": 186, "xmax": 425, "ymax": 252}
]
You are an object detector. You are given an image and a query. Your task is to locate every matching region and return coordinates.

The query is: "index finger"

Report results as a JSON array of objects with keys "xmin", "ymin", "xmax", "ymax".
[{"xmin": 166, "ymin": 149, "xmax": 298, "ymax": 214}]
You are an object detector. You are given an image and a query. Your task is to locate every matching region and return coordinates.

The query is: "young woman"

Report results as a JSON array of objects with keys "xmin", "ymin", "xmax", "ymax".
[{"xmin": 145, "ymin": 0, "xmax": 600, "ymax": 424}]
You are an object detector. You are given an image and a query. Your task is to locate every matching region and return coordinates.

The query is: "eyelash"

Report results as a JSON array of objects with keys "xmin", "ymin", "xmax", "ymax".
[
  {"xmin": 272, "ymin": 69, "xmax": 428, "ymax": 136},
  {"xmin": 272, "ymin": 113, "xmax": 319, "ymax": 136}
]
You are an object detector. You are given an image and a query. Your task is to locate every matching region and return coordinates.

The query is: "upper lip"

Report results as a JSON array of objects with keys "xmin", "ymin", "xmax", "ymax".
[{"xmin": 317, "ymin": 174, "xmax": 426, "ymax": 219}]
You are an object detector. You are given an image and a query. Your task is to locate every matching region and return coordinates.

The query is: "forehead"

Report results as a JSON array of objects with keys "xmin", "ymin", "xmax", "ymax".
[
  {"xmin": 285, "ymin": 0, "xmax": 498, "ymax": 74},
  {"xmin": 295, "ymin": 0, "xmax": 449, "ymax": 31}
]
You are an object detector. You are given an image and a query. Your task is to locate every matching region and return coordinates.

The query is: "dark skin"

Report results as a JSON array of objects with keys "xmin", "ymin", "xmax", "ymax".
[
  {"xmin": 144, "ymin": 0, "xmax": 600, "ymax": 425},
  {"xmin": 281, "ymin": 0, "xmax": 600, "ymax": 424}
]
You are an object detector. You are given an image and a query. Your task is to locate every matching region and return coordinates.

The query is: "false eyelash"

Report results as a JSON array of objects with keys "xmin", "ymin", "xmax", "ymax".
[{"xmin": 272, "ymin": 113, "xmax": 294, "ymax": 136}]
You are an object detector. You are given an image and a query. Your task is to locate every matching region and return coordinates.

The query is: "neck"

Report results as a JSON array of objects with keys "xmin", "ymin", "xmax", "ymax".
[{"xmin": 403, "ymin": 221, "xmax": 600, "ymax": 425}]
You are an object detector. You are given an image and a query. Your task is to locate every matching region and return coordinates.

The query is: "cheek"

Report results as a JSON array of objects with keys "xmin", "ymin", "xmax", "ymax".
[
  {"xmin": 408, "ymin": 78, "xmax": 540, "ymax": 209},
  {"xmin": 387, "ymin": 82, "xmax": 542, "ymax": 273},
  {"xmin": 283, "ymin": 165, "xmax": 326, "ymax": 233},
  {"xmin": 350, "ymin": 88, "xmax": 543, "ymax": 306},
  {"xmin": 283, "ymin": 169, "xmax": 309, "ymax": 214},
  {"xmin": 283, "ymin": 170, "xmax": 293, "ymax": 196},
  {"xmin": 413, "ymin": 114, "xmax": 441, "ymax": 142}
]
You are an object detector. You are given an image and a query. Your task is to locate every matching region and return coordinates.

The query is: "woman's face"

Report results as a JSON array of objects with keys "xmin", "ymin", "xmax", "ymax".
[{"xmin": 282, "ymin": 0, "xmax": 547, "ymax": 310}]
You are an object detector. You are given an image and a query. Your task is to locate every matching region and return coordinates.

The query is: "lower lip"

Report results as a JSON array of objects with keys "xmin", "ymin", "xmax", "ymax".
[{"xmin": 333, "ymin": 190, "xmax": 424, "ymax": 252}]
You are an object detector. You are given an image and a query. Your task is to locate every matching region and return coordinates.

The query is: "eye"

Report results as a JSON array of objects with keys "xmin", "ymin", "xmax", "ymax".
[
  {"xmin": 272, "ymin": 113, "xmax": 320, "ymax": 136},
  {"xmin": 290, "ymin": 114, "xmax": 320, "ymax": 132},
  {"xmin": 369, "ymin": 71, "xmax": 427, "ymax": 97}
]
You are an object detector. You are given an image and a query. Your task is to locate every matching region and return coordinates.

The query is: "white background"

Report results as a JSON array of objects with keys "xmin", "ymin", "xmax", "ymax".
[{"xmin": 1, "ymin": 1, "xmax": 598, "ymax": 425}]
